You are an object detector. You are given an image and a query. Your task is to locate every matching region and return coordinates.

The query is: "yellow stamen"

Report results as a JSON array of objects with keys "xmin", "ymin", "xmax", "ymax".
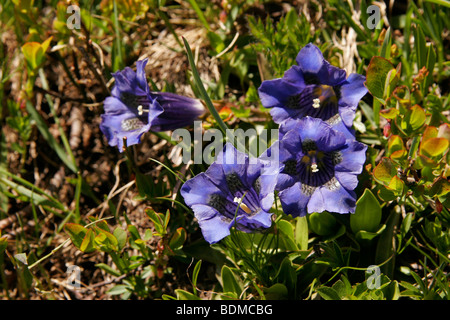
[{"xmin": 233, "ymin": 197, "xmax": 252, "ymax": 214}]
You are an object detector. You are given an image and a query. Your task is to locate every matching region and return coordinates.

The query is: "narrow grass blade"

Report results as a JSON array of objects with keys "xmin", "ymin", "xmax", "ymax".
[
  {"xmin": 183, "ymin": 37, "xmax": 248, "ymax": 154},
  {"xmin": 183, "ymin": 37, "xmax": 228, "ymax": 135},
  {"xmin": 186, "ymin": 0, "xmax": 210, "ymax": 31},
  {"xmin": 26, "ymin": 101, "xmax": 78, "ymax": 173},
  {"xmin": 112, "ymin": 0, "xmax": 124, "ymax": 70}
]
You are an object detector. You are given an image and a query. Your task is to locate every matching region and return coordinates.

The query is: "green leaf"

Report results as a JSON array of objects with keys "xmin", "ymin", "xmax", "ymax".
[
  {"xmin": 277, "ymin": 219, "xmax": 298, "ymax": 250},
  {"xmin": 221, "ymin": 265, "xmax": 243, "ymax": 297},
  {"xmin": 387, "ymin": 135, "xmax": 405, "ymax": 158},
  {"xmin": 383, "ymin": 63, "xmax": 401, "ymax": 100},
  {"xmin": 145, "ymin": 209, "xmax": 165, "ymax": 235},
  {"xmin": 175, "ymin": 289, "xmax": 201, "ymax": 300},
  {"xmin": 0, "ymin": 177, "xmax": 65, "ymax": 210},
  {"xmin": 377, "ymin": 185, "xmax": 398, "ymax": 202},
  {"xmin": 351, "ymin": 189, "xmax": 382, "ymax": 233},
  {"xmin": 135, "ymin": 171, "xmax": 153, "ymax": 198},
  {"xmin": 92, "ymin": 218, "xmax": 110, "ymax": 232},
  {"xmin": 95, "ymin": 263, "xmax": 121, "ymax": 277},
  {"xmin": 316, "ymin": 286, "xmax": 342, "ymax": 300},
  {"xmin": 80, "ymin": 228, "xmax": 96, "ymax": 253},
  {"xmin": 264, "ymin": 283, "xmax": 288, "ymax": 300},
  {"xmin": 386, "ymin": 176, "xmax": 405, "ymax": 196},
  {"xmin": 423, "ymin": 125, "xmax": 439, "ymax": 141},
  {"xmin": 112, "ymin": 0, "xmax": 124, "ymax": 71},
  {"xmin": 0, "ymin": 236, "xmax": 8, "ymax": 254},
  {"xmin": 400, "ymin": 212, "xmax": 413, "ymax": 237},
  {"xmin": 373, "ymin": 157, "xmax": 397, "ymax": 185},
  {"xmin": 375, "ymin": 209, "xmax": 401, "ymax": 278},
  {"xmin": 169, "ymin": 227, "xmax": 186, "ymax": 251},
  {"xmin": 127, "ymin": 224, "xmax": 141, "ymax": 240},
  {"xmin": 380, "ymin": 107, "xmax": 399, "ymax": 119},
  {"xmin": 424, "ymin": 43, "xmax": 436, "ymax": 89},
  {"xmin": 430, "ymin": 177, "xmax": 450, "ymax": 197},
  {"xmin": 406, "ymin": 105, "xmax": 427, "ymax": 131},
  {"xmin": 183, "ymin": 37, "xmax": 227, "ymax": 135},
  {"xmin": 295, "ymin": 216, "xmax": 308, "ymax": 251},
  {"xmin": 191, "ymin": 260, "xmax": 202, "ymax": 296},
  {"xmin": 207, "ymin": 31, "xmax": 225, "ymax": 54},
  {"xmin": 113, "ymin": 227, "xmax": 128, "ymax": 251},
  {"xmin": 64, "ymin": 223, "xmax": 87, "ymax": 249},
  {"xmin": 107, "ymin": 284, "xmax": 130, "ymax": 296},
  {"xmin": 414, "ymin": 24, "xmax": 427, "ymax": 70},
  {"xmin": 25, "ymin": 101, "xmax": 78, "ymax": 173},
  {"xmin": 365, "ymin": 56, "xmax": 396, "ymax": 104},
  {"xmin": 94, "ymin": 228, "xmax": 119, "ymax": 252},
  {"xmin": 355, "ymin": 224, "xmax": 386, "ymax": 242},
  {"xmin": 277, "ymin": 219, "xmax": 294, "ymax": 239},
  {"xmin": 22, "ymin": 42, "xmax": 40, "ymax": 70},
  {"xmin": 186, "ymin": 0, "xmax": 210, "ymax": 31},
  {"xmin": 420, "ymin": 137, "xmax": 449, "ymax": 157},
  {"xmin": 274, "ymin": 257, "xmax": 297, "ymax": 290},
  {"xmin": 379, "ymin": 27, "xmax": 392, "ymax": 59},
  {"xmin": 21, "ymin": 37, "xmax": 53, "ymax": 73},
  {"xmin": 308, "ymin": 211, "xmax": 338, "ymax": 236}
]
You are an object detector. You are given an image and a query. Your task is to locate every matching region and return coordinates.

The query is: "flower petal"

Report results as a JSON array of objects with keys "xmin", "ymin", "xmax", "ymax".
[
  {"xmin": 190, "ymin": 204, "xmax": 232, "ymax": 244},
  {"xmin": 135, "ymin": 59, "xmax": 149, "ymax": 92},
  {"xmin": 278, "ymin": 128, "xmax": 302, "ymax": 156},
  {"xmin": 335, "ymin": 140, "xmax": 367, "ymax": 175},
  {"xmin": 113, "ymin": 68, "xmax": 141, "ymax": 97},
  {"xmin": 100, "ymin": 97, "xmax": 151, "ymax": 151},
  {"xmin": 298, "ymin": 117, "xmax": 347, "ymax": 152},
  {"xmin": 296, "ymin": 44, "xmax": 347, "ymax": 86},
  {"xmin": 282, "ymin": 65, "xmax": 307, "ymax": 85},
  {"xmin": 275, "ymin": 172, "xmax": 297, "ymax": 190},
  {"xmin": 296, "ymin": 43, "xmax": 324, "ymax": 74},
  {"xmin": 258, "ymin": 74, "xmax": 303, "ymax": 109},
  {"xmin": 180, "ymin": 172, "xmax": 224, "ymax": 206},
  {"xmin": 307, "ymin": 182, "xmax": 357, "ymax": 214},
  {"xmin": 329, "ymin": 116, "xmax": 355, "ymax": 139},
  {"xmin": 241, "ymin": 209, "xmax": 273, "ymax": 229},
  {"xmin": 334, "ymin": 171, "xmax": 359, "ymax": 191},
  {"xmin": 150, "ymin": 94, "xmax": 205, "ymax": 131},
  {"xmin": 250, "ymin": 163, "xmax": 279, "ymax": 212},
  {"xmin": 269, "ymin": 107, "xmax": 303, "ymax": 124},
  {"xmin": 279, "ymin": 182, "xmax": 312, "ymax": 217},
  {"xmin": 215, "ymin": 142, "xmax": 248, "ymax": 179},
  {"xmin": 339, "ymin": 73, "xmax": 368, "ymax": 107},
  {"xmin": 339, "ymin": 105, "xmax": 357, "ymax": 128}
]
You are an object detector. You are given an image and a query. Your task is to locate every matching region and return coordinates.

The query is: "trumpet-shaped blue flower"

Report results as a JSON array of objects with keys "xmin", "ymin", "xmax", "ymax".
[
  {"xmin": 180, "ymin": 143, "xmax": 278, "ymax": 244},
  {"xmin": 258, "ymin": 43, "xmax": 367, "ymax": 138},
  {"xmin": 267, "ymin": 117, "xmax": 367, "ymax": 217},
  {"xmin": 100, "ymin": 59, "xmax": 205, "ymax": 151}
]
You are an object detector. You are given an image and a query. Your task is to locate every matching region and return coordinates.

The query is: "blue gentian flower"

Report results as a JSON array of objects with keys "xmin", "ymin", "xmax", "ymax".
[
  {"xmin": 100, "ymin": 59, "xmax": 205, "ymax": 151},
  {"xmin": 149, "ymin": 91, "xmax": 205, "ymax": 132},
  {"xmin": 267, "ymin": 117, "xmax": 367, "ymax": 217},
  {"xmin": 180, "ymin": 143, "xmax": 278, "ymax": 244},
  {"xmin": 258, "ymin": 43, "xmax": 367, "ymax": 138}
]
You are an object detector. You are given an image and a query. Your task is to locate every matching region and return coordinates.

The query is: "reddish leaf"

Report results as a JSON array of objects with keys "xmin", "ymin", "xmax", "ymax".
[
  {"xmin": 64, "ymin": 223, "xmax": 87, "ymax": 249},
  {"xmin": 373, "ymin": 157, "xmax": 397, "ymax": 185}
]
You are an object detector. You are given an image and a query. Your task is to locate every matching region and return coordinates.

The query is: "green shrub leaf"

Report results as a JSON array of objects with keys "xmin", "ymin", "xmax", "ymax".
[{"xmin": 351, "ymin": 189, "xmax": 382, "ymax": 233}]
